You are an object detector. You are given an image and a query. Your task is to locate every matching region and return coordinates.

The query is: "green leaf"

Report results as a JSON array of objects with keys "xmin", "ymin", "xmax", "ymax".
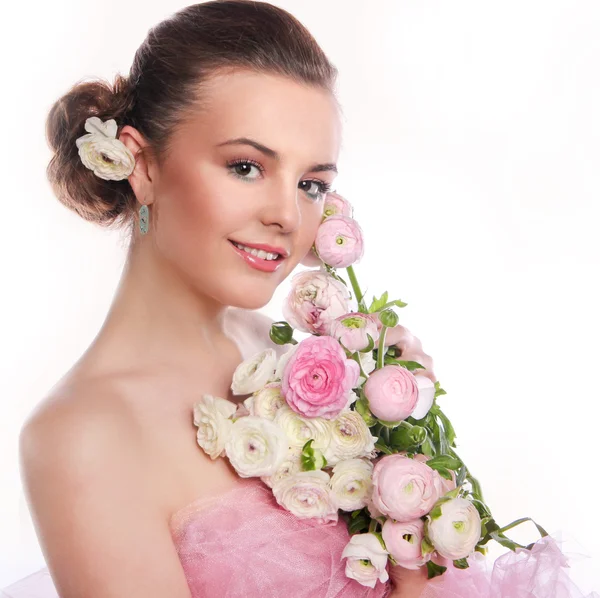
[
  {"xmin": 429, "ymin": 504, "xmax": 443, "ymax": 520},
  {"xmin": 354, "ymin": 396, "xmax": 377, "ymax": 426},
  {"xmin": 359, "ymin": 334, "xmax": 376, "ymax": 353},
  {"xmin": 426, "ymin": 561, "xmax": 447, "ymax": 579},
  {"xmin": 372, "ymin": 531, "xmax": 387, "ymax": 551},
  {"xmin": 374, "ymin": 442, "xmax": 394, "ymax": 455},
  {"xmin": 421, "ymin": 537, "xmax": 435, "ymax": 556},
  {"xmin": 421, "ymin": 437, "xmax": 435, "ymax": 457},
  {"xmin": 434, "ymin": 381, "xmax": 447, "ymax": 399},
  {"xmin": 471, "ymin": 499, "xmax": 492, "ymax": 520},
  {"xmin": 495, "ymin": 517, "xmax": 549, "ymax": 539},
  {"xmin": 392, "ymin": 299, "xmax": 408, "ymax": 308},
  {"xmin": 426, "ymin": 455, "xmax": 462, "ymax": 471},
  {"xmin": 368, "ymin": 291, "xmax": 389, "ymax": 313},
  {"xmin": 453, "ymin": 558, "xmax": 469, "ymax": 570},
  {"xmin": 389, "ymin": 425, "xmax": 427, "ymax": 450},
  {"xmin": 385, "ymin": 359, "xmax": 426, "ymax": 372},
  {"xmin": 433, "ymin": 466, "xmax": 453, "ymax": 480},
  {"xmin": 378, "ymin": 418, "xmax": 404, "ymax": 429},
  {"xmin": 348, "ymin": 514, "xmax": 370, "ymax": 535},
  {"xmin": 455, "ymin": 465, "xmax": 467, "ymax": 487},
  {"xmin": 466, "ymin": 473, "xmax": 485, "ymax": 502},
  {"xmin": 436, "ymin": 407, "xmax": 457, "ymax": 447},
  {"xmin": 300, "ymin": 439, "xmax": 326, "ymax": 471},
  {"xmin": 489, "ymin": 531, "xmax": 523, "ymax": 551}
]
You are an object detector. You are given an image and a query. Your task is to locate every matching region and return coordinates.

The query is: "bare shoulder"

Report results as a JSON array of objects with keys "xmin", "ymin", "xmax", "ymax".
[
  {"xmin": 227, "ymin": 306, "xmax": 287, "ymax": 357},
  {"xmin": 20, "ymin": 377, "xmax": 140, "ymax": 470},
  {"xmin": 18, "ymin": 380, "xmax": 192, "ymax": 597}
]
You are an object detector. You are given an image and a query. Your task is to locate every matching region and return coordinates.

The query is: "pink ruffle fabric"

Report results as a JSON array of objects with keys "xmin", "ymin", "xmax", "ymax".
[
  {"xmin": 169, "ymin": 476, "xmax": 392, "ymax": 598},
  {"xmin": 2, "ymin": 482, "xmax": 597, "ymax": 598},
  {"xmin": 417, "ymin": 534, "xmax": 598, "ymax": 598}
]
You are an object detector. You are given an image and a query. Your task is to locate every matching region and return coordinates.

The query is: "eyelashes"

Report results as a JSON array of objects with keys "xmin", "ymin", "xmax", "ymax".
[{"xmin": 226, "ymin": 158, "xmax": 332, "ymax": 202}]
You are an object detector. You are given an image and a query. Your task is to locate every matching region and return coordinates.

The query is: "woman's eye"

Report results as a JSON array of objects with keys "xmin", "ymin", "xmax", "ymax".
[
  {"xmin": 227, "ymin": 159, "xmax": 330, "ymax": 201},
  {"xmin": 299, "ymin": 179, "xmax": 330, "ymax": 202},
  {"xmin": 227, "ymin": 160, "xmax": 262, "ymax": 181}
]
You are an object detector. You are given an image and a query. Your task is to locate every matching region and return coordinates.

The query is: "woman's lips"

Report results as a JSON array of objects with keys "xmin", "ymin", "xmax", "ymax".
[{"xmin": 228, "ymin": 240, "xmax": 286, "ymax": 273}]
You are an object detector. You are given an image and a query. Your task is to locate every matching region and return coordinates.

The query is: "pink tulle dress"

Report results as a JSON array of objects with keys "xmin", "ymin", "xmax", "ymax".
[
  {"xmin": 169, "ymin": 475, "xmax": 391, "ymax": 597},
  {"xmin": 1, "ymin": 475, "xmax": 598, "ymax": 597}
]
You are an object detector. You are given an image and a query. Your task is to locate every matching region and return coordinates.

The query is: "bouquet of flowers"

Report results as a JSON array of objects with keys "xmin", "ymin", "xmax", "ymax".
[{"xmin": 192, "ymin": 191, "xmax": 547, "ymax": 589}]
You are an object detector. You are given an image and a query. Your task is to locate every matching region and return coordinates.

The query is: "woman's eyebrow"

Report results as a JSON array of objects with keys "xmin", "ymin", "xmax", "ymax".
[{"xmin": 216, "ymin": 136, "xmax": 338, "ymax": 174}]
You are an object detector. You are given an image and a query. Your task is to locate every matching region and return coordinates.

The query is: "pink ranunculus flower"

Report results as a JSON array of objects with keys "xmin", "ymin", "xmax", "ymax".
[
  {"xmin": 382, "ymin": 517, "xmax": 431, "ymax": 570},
  {"xmin": 383, "ymin": 324, "xmax": 437, "ymax": 384},
  {"xmin": 330, "ymin": 312, "xmax": 381, "ymax": 353},
  {"xmin": 283, "ymin": 270, "xmax": 352, "ymax": 335},
  {"xmin": 371, "ymin": 453, "xmax": 443, "ymax": 522},
  {"xmin": 281, "ymin": 335, "xmax": 360, "ymax": 420},
  {"xmin": 410, "ymin": 374, "xmax": 436, "ymax": 420},
  {"xmin": 322, "ymin": 191, "xmax": 354, "ymax": 219},
  {"xmin": 413, "ymin": 453, "xmax": 457, "ymax": 495},
  {"xmin": 363, "ymin": 365, "xmax": 419, "ymax": 422},
  {"xmin": 314, "ymin": 215, "xmax": 364, "ymax": 269}
]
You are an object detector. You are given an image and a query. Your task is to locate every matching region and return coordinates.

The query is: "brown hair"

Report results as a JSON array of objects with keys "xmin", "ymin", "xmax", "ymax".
[{"xmin": 45, "ymin": 0, "xmax": 339, "ymax": 231}]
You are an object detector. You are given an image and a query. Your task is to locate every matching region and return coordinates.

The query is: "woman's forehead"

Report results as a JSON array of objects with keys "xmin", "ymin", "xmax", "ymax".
[{"xmin": 180, "ymin": 70, "xmax": 342, "ymax": 163}]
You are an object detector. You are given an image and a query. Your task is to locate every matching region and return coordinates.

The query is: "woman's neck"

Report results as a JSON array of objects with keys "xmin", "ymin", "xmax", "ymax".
[{"xmin": 76, "ymin": 240, "xmax": 240, "ymax": 378}]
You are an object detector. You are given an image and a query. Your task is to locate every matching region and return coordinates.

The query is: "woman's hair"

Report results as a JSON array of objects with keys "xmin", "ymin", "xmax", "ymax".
[{"xmin": 45, "ymin": 0, "xmax": 338, "ymax": 230}]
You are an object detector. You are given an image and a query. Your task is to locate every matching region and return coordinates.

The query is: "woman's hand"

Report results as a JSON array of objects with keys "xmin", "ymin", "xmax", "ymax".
[{"xmin": 388, "ymin": 563, "xmax": 430, "ymax": 598}]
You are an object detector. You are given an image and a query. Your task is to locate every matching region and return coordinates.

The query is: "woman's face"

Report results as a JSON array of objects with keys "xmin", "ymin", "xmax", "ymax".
[{"xmin": 146, "ymin": 69, "xmax": 342, "ymax": 309}]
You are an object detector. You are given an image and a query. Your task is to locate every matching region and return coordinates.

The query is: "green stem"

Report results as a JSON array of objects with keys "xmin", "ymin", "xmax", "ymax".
[
  {"xmin": 350, "ymin": 352, "xmax": 369, "ymax": 380},
  {"xmin": 376, "ymin": 326, "xmax": 388, "ymax": 370},
  {"xmin": 346, "ymin": 265, "xmax": 368, "ymax": 313}
]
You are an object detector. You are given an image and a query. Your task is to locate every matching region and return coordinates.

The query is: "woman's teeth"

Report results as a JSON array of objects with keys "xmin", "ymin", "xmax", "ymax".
[{"xmin": 232, "ymin": 241, "xmax": 280, "ymax": 261}]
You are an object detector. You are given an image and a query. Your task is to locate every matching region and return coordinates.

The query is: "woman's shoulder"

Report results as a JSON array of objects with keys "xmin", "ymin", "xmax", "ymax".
[
  {"xmin": 19, "ymin": 374, "xmax": 143, "ymax": 481},
  {"xmin": 225, "ymin": 306, "xmax": 288, "ymax": 360}
]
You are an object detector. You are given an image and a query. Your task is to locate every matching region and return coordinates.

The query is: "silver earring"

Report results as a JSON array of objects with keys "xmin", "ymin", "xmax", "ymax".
[{"xmin": 139, "ymin": 204, "xmax": 149, "ymax": 235}]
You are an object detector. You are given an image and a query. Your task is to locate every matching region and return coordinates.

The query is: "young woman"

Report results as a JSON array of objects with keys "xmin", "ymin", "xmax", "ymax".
[
  {"xmin": 4, "ymin": 2, "xmax": 594, "ymax": 598},
  {"xmin": 4, "ymin": 2, "xmax": 431, "ymax": 596}
]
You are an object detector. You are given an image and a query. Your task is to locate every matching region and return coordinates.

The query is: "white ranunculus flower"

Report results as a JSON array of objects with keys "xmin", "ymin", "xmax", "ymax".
[
  {"xmin": 329, "ymin": 458, "xmax": 374, "ymax": 512},
  {"xmin": 273, "ymin": 405, "xmax": 332, "ymax": 453},
  {"xmin": 426, "ymin": 497, "xmax": 482, "ymax": 560},
  {"xmin": 272, "ymin": 469, "xmax": 338, "ymax": 523},
  {"xmin": 341, "ymin": 533, "xmax": 390, "ymax": 589},
  {"xmin": 271, "ymin": 343, "xmax": 300, "ymax": 381},
  {"xmin": 193, "ymin": 395, "xmax": 238, "ymax": 459},
  {"xmin": 75, "ymin": 117, "xmax": 135, "ymax": 181},
  {"xmin": 224, "ymin": 415, "xmax": 288, "ymax": 478},
  {"xmin": 357, "ymin": 351, "xmax": 377, "ymax": 386},
  {"xmin": 345, "ymin": 389, "xmax": 359, "ymax": 410},
  {"xmin": 231, "ymin": 349, "xmax": 278, "ymax": 395},
  {"xmin": 411, "ymin": 374, "xmax": 436, "ymax": 420},
  {"xmin": 261, "ymin": 446, "xmax": 303, "ymax": 489},
  {"xmin": 324, "ymin": 410, "xmax": 378, "ymax": 466},
  {"xmin": 243, "ymin": 383, "xmax": 286, "ymax": 420}
]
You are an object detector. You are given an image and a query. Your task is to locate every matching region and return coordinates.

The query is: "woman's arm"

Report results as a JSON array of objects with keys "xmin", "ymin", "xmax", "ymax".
[
  {"xmin": 388, "ymin": 563, "xmax": 430, "ymax": 598},
  {"xmin": 19, "ymin": 395, "xmax": 193, "ymax": 598}
]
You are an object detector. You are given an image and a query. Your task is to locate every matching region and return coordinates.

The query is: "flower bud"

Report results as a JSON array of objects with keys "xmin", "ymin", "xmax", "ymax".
[
  {"xmin": 389, "ymin": 424, "xmax": 427, "ymax": 450},
  {"xmin": 269, "ymin": 321, "xmax": 295, "ymax": 345},
  {"xmin": 378, "ymin": 309, "xmax": 399, "ymax": 329}
]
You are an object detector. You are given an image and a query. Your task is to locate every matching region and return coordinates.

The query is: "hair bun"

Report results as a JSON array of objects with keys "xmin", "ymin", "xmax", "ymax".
[{"xmin": 45, "ymin": 74, "xmax": 137, "ymax": 227}]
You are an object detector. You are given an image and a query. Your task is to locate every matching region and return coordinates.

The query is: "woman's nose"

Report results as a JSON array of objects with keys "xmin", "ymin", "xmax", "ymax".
[{"xmin": 260, "ymin": 183, "xmax": 302, "ymax": 233}]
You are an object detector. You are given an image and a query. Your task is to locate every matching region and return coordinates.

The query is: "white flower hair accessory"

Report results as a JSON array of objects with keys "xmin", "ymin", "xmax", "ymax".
[{"xmin": 75, "ymin": 116, "xmax": 135, "ymax": 181}]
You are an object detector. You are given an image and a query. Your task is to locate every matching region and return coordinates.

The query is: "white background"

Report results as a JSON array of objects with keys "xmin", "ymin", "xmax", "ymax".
[{"xmin": 1, "ymin": 0, "xmax": 598, "ymax": 591}]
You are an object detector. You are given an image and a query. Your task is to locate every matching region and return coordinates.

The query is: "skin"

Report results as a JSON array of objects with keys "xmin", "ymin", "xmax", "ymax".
[{"xmin": 19, "ymin": 69, "xmax": 424, "ymax": 597}]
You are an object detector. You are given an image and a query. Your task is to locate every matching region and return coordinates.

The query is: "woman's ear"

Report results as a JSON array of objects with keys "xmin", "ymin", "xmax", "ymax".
[{"xmin": 118, "ymin": 125, "xmax": 157, "ymax": 206}]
